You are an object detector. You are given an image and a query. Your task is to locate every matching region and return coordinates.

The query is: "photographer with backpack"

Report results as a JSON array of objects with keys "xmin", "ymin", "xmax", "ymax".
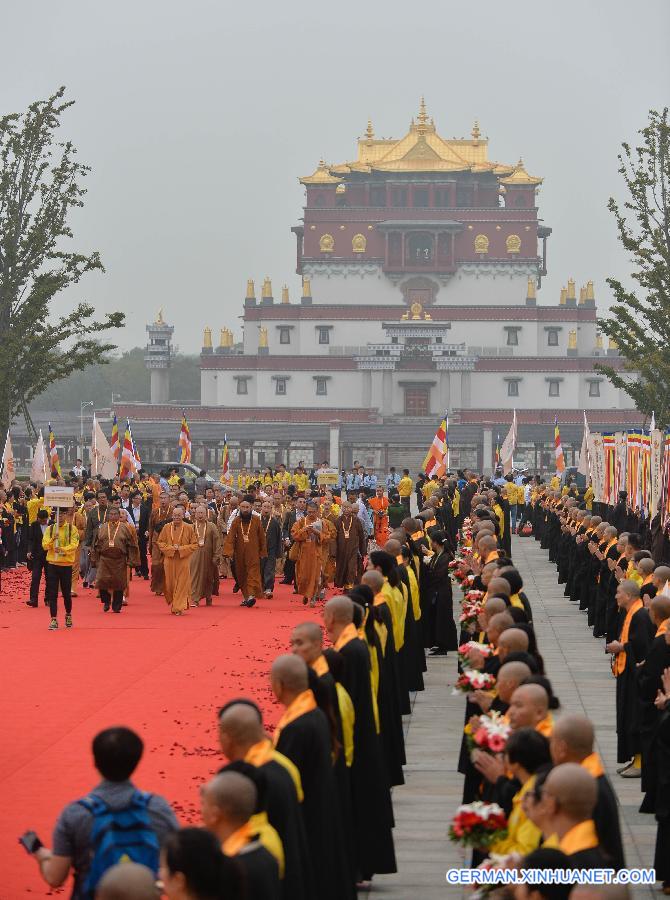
[{"xmin": 22, "ymin": 726, "xmax": 178, "ymax": 899}]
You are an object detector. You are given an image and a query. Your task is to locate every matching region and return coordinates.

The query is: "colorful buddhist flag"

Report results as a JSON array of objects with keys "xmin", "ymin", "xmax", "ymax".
[
  {"xmin": 1, "ymin": 430, "xmax": 16, "ymax": 491},
  {"xmin": 500, "ymin": 410, "xmax": 517, "ymax": 475},
  {"xmin": 48, "ymin": 423, "xmax": 61, "ymax": 477},
  {"xmin": 221, "ymin": 434, "xmax": 231, "ymax": 483},
  {"xmin": 554, "ymin": 417, "xmax": 565, "ymax": 473},
  {"xmin": 130, "ymin": 422, "xmax": 141, "ymax": 471},
  {"xmin": 495, "ymin": 434, "xmax": 501, "ymax": 467},
  {"xmin": 422, "ymin": 415, "xmax": 448, "ymax": 478},
  {"xmin": 110, "ymin": 413, "xmax": 120, "ymax": 462},
  {"xmin": 178, "ymin": 413, "xmax": 192, "ymax": 463},
  {"xmin": 119, "ymin": 420, "xmax": 137, "ymax": 480}
]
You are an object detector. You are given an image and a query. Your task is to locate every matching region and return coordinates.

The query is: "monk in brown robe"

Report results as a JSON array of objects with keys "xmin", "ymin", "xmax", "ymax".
[
  {"xmin": 334, "ymin": 501, "xmax": 366, "ymax": 590},
  {"xmin": 190, "ymin": 503, "xmax": 221, "ymax": 607},
  {"xmin": 320, "ymin": 499, "xmax": 339, "ymax": 595},
  {"xmin": 223, "ymin": 496, "xmax": 267, "ymax": 608},
  {"xmin": 150, "ymin": 521, "xmax": 166, "ymax": 595},
  {"xmin": 90, "ymin": 505, "xmax": 140, "ymax": 614},
  {"xmin": 157, "ymin": 505, "xmax": 199, "ymax": 615},
  {"xmin": 292, "ymin": 499, "xmax": 324, "ymax": 607}
]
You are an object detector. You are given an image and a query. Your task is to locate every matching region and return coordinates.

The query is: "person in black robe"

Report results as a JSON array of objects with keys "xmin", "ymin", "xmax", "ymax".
[
  {"xmin": 542, "ymin": 764, "xmax": 609, "ymax": 869},
  {"xmin": 200, "ymin": 771, "xmax": 281, "ymax": 900},
  {"xmin": 650, "ymin": 673, "xmax": 670, "ymax": 890},
  {"xmin": 606, "ymin": 579, "xmax": 656, "ymax": 769},
  {"xmin": 270, "ymin": 655, "xmax": 356, "ymax": 900},
  {"xmin": 549, "ymin": 713, "xmax": 625, "ymax": 870},
  {"xmin": 217, "ymin": 700, "xmax": 313, "ymax": 900},
  {"xmin": 421, "ymin": 528, "xmax": 457, "ymax": 655},
  {"xmin": 387, "ymin": 538, "xmax": 425, "ymax": 690},
  {"xmin": 323, "ymin": 596, "xmax": 397, "ymax": 887},
  {"xmin": 636, "ymin": 596, "xmax": 670, "ymax": 808}
]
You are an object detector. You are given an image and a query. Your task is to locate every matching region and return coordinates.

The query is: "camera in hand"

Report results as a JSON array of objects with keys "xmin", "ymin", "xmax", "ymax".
[{"xmin": 19, "ymin": 831, "xmax": 43, "ymax": 854}]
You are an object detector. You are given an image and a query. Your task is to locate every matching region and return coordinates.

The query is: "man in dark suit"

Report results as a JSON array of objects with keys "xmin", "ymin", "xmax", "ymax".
[
  {"xmin": 25, "ymin": 508, "xmax": 51, "ymax": 607},
  {"xmin": 280, "ymin": 496, "xmax": 305, "ymax": 587},
  {"xmin": 127, "ymin": 492, "xmax": 150, "ymax": 578}
]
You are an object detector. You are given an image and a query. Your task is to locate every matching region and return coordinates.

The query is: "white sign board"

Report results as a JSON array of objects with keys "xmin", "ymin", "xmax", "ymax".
[
  {"xmin": 44, "ymin": 486, "xmax": 75, "ymax": 508},
  {"xmin": 316, "ymin": 468, "xmax": 340, "ymax": 486}
]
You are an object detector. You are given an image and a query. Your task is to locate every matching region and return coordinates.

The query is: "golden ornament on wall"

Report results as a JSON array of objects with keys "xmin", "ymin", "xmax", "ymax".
[
  {"xmin": 410, "ymin": 302, "xmax": 423, "ymax": 320},
  {"xmin": 352, "ymin": 233, "xmax": 367, "ymax": 253},
  {"xmin": 474, "ymin": 234, "xmax": 489, "ymax": 254},
  {"xmin": 319, "ymin": 233, "xmax": 334, "ymax": 253},
  {"xmin": 506, "ymin": 234, "xmax": 521, "ymax": 254}
]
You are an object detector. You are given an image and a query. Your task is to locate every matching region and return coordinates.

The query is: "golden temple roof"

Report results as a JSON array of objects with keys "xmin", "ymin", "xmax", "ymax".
[
  {"xmin": 300, "ymin": 99, "xmax": 540, "ymax": 180},
  {"xmin": 499, "ymin": 158, "xmax": 543, "ymax": 186}
]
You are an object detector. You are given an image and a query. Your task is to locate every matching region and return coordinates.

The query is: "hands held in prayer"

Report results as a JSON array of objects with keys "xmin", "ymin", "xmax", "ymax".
[
  {"xmin": 473, "ymin": 750, "xmax": 505, "ymax": 783},
  {"xmin": 465, "ymin": 647, "xmax": 486, "ymax": 670},
  {"xmin": 605, "ymin": 640, "xmax": 623, "ymax": 655},
  {"xmin": 471, "ymin": 690, "xmax": 494, "ymax": 712},
  {"xmin": 654, "ymin": 667, "xmax": 670, "ymax": 709}
]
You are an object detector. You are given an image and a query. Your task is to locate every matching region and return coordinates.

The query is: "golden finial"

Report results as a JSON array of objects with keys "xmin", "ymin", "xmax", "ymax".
[
  {"xmin": 401, "ymin": 311, "xmax": 409, "ymax": 320},
  {"xmin": 155, "ymin": 308, "xmax": 164, "ymax": 325},
  {"xmin": 471, "ymin": 119, "xmax": 481, "ymax": 141},
  {"xmin": 262, "ymin": 276, "xmax": 272, "ymax": 299},
  {"xmin": 281, "ymin": 285, "xmax": 290, "ymax": 304},
  {"xmin": 579, "ymin": 286, "xmax": 586, "ymax": 304},
  {"xmin": 365, "ymin": 119, "xmax": 374, "ymax": 141},
  {"xmin": 568, "ymin": 329, "xmax": 577, "ymax": 350},
  {"xmin": 596, "ymin": 332, "xmax": 604, "ymax": 350},
  {"xmin": 526, "ymin": 277, "xmax": 536, "ymax": 300},
  {"xmin": 608, "ymin": 336, "xmax": 618, "ymax": 350},
  {"xmin": 424, "ymin": 312, "xmax": 432, "ymax": 321},
  {"xmin": 559, "ymin": 287, "xmax": 567, "ymax": 305},
  {"xmin": 219, "ymin": 328, "xmax": 226, "ymax": 347},
  {"xmin": 203, "ymin": 327, "xmax": 213, "ymax": 349},
  {"xmin": 245, "ymin": 279, "xmax": 255, "ymax": 300},
  {"xmin": 567, "ymin": 278, "xmax": 576, "ymax": 300},
  {"xmin": 586, "ymin": 280, "xmax": 595, "ymax": 301},
  {"xmin": 418, "ymin": 96, "xmax": 428, "ymax": 125},
  {"xmin": 259, "ymin": 326, "xmax": 269, "ymax": 349},
  {"xmin": 302, "ymin": 276, "xmax": 311, "ymax": 297}
]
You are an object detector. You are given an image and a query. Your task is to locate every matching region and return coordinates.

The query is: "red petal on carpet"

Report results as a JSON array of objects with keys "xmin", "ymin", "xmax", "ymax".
[{"xmin": 0, "ymin": 569, "xmax": 323, "ymax": 896}]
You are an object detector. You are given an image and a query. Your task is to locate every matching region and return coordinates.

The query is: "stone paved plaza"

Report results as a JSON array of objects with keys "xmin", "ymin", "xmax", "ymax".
[{"xmin": 368, "ymin": 535, "xmax": 658, "ymax": 898}]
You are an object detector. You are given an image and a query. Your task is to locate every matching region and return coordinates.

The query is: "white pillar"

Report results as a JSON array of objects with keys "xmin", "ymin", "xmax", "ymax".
[
  {"xmin": 450, "ymin": 371, "xmax": 462, "ymax": 409},
  {"xmin": 439, "ymin": 370, "xmax": 450, "ymax": 411},
  {"xmin": 382, "ymin": 371, "xmax": 393, "ymax": 416},
  {"xmin": 329, "ymin": 421, "xmax": 340, "ymax": 468},
  {"xmin": 482, "ymin": 427, "xmax": 493, "ymax": 475},
  {"xmin": 362, "ymin": 370, "xmax": 372, "ymax": 408}
]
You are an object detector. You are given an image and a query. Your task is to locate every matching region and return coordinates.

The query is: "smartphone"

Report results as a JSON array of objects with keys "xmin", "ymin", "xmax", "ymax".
[{"xmin": 18, "ymin": 831, "xmax": 43, "ymax": 854}]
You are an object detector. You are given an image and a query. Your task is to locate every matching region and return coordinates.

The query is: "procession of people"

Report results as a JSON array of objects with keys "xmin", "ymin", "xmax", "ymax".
[{"xmin": 10, "ymin": 456, "xmax": 670, "ymax": 898}]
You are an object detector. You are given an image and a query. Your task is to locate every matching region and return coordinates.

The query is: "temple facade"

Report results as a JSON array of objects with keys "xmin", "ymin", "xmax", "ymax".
[{"xmin": 200, "ymin": 100, "xmax": 633, "ymax": 424}]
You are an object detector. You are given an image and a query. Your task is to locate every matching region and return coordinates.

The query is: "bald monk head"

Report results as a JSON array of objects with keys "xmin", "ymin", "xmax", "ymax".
[
  {"xmin": 389, "ymin": 530, "xmax": 406, "ymax": 544},
  {"xmin": 550, "ymin": 713, "xmax": 595, "ymax": 765},
  {"xmin": 543, "ymin": 763, "xmax": 598, "ymax": 838},
  {"xmin": 496, "ymin": 661, "xmax": 531, "ymax": 704},
  {"xmin": 637, "ymin": 557, "xmax": 655, "ymax": 579},
  {"xmin": 95, "ymin": 862, "xmax": 157, "ymax": 900},
  {"xmin": 361, "ymin": 569, "xmax": 385, "ymax": 597},
  {"xmin": 488, "ymin": 576, "xmax": 511, "ymax": 598},
  {"xmin": 218, "ymin": 702, "xmax": 265, "ymax": 761},
  {"xmin": 323, "ymin": 596, "xmax": 354, "ymax": 645},
  {"xmin": 497, "ymin": 627, "xmax": 529, "ymax": 663},
  {"xmin": 201, "ymin": 771, "xmax": 257, "ymax": 843},
  {"xmin": 478, "ymin": 534, "xmax": 498, "ymax": 558},
  {"xmin": 653, "ymin": 565, "xmax": 670, "ymax": 591},
  {"xmin": 477, "ymin": 596, "xmax": 507, "ymax": 631},
  {"xmin": 289, "ymin": 621, "xmax": 323, "ymax": 668},
  {"xmin": 508, "ymin": 683, "xmax": 549, "ymax": 731},
  {"xmin": 383, "ymin": 538, "xmax": 402, "ymax": 558},
  {"xmin": 603, "ymin": 526, "xmax": 618, "ymax": 540},
  {"xmin": 615, "ymin": 579, "xmax": 640, "ymax": 610},
  {"xmin": 486, "ymin": 611, "xmax": 514, "ymax": 647},
  {"xmin": 650, "ymin": 593, "xmax": 670, "ymax": 627},
  {"xmin": 270, "ymin": 654, "xmax": 309, "ymax": 706}
]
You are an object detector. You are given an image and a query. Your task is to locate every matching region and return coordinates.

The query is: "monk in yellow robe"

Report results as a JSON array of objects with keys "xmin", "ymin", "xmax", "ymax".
[
  {"xmin": 157, "ymin": 505, "xmax": 198, "ymax": 615},
  {"xmin": 291, "ymin": 499, "xmax": 324, "ymax": 606}
]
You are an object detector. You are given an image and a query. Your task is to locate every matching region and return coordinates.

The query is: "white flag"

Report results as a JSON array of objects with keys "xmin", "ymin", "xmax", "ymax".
[
  {"xmin": 1, "ymin": 431, "xmax": 15, "ymax": 490},
  {"xmin": 31, "ymin": 430, "xmax": 48, "ymax": 484},
  {"xmin": 577, "ymin": 411, "xmax": 591, "ymax": 477},
  {"xmin": 500, "ymin": 410, "xmax": 517, "ymax": 475},
  {"xmin": 91, "ymin": 414, "xmax": 118, "ymax": 479}
]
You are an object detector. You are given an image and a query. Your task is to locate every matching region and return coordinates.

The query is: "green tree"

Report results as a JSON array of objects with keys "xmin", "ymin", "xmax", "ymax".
[
  {"xmin": 0, "ymin": 86, "xmax": 124, "ymax": 436},
  {"xmin": 597, "ymin": 108, "xmax": 670, "ymax": 425}
]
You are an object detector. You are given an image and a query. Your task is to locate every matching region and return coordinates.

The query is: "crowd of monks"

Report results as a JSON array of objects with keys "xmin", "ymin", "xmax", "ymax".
[{"xmin": 12, "ymin": 459, "xmax": 670, "ymax": 896}]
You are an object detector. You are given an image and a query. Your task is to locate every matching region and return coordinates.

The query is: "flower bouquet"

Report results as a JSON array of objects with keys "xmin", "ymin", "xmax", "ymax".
[
  {"xmin": 459, "ymin": 590, "xmax": 485, "ymax": 631},
  {"xmin": 466, "ymin": 710, "xmax": 511, "ymax": 755},
  {"xmin": 457, "ymin": 641, "xmax": 492, "ymax": 666},
  {"xmin": 448, "ymin": 801, "xmax": 508, "ymax": 848},
  {"xmin": 453, "ymin": 669, "xmax": 496, "ymax": 695}
]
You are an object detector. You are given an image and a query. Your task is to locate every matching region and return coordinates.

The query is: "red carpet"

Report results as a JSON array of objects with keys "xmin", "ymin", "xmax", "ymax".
[{"xmin": 0, "ymin": 567, "xmax": 323, "ymax": 897}]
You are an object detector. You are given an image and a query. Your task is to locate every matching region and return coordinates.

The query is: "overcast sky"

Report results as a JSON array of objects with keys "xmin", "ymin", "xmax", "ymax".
[{"xmin": 2, "ymin": 0, "xmax": 668, "ymax": 354}]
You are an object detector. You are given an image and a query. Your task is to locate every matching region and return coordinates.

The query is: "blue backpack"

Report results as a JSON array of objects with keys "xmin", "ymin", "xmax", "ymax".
[{"xmin": 79, "ymin": 789, "xmax": 160, "ymax": 897}]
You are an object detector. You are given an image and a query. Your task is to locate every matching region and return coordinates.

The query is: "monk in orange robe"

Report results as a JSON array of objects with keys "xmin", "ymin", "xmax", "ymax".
[
  {"xmin": 157, "ymin": 505, "xmax": 199, "ymax": 615},
  {"xmin": 369, "ymin": 486, "xmax": 390, "ymax": 547},
  {"xmin": 291, "ymin": 499, "xmax": 324, "ymax": 606}
]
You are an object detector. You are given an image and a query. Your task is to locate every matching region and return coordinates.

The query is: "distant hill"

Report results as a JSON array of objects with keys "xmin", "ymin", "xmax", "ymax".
[{"xmin": 31, "ymin": 347, "xmax": 201, "ymax": 410}]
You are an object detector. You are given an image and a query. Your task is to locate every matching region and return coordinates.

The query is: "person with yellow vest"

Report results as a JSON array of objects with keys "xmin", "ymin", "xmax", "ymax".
[
  {"xmin": 606, "ymin": 580, "xmax": 655, "ymax": 775},
  {"xmin": 397, "ymin": 468, "xmax": 413, "ymax": 514},
  {"xmin": 42, "ymin": 507, "xmax": 79, "ymax": 631}
]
